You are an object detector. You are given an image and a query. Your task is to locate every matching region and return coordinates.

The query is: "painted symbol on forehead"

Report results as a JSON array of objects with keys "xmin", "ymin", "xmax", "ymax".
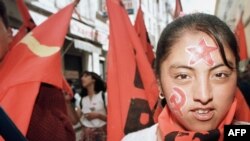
[
  {"xmin": 186, "ymin": 38, "xmax": 218, "ymax": 66},
  {"xmin": 169, "ymin": 87, "xmax": 186, "ymax": 116}
]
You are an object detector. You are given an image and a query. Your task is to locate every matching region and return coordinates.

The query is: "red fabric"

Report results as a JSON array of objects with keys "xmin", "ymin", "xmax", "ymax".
[
  {"xmin": 106, "ymin": 0, "xmax": 158, "ymax": 140},
  {"xmin": 26, "ymin": 84, "xmax": 75, "ymax": 141},
  {"xmin": 235, "ymin": 15, "xmax": 248, "ymax": 60},
  {"xmin": 134, "ymin": 5, "xmax": 155, "ymax": 65},
  {"xmin": 17, "ymin": 0, "xmax": 36, "ymax": 28},
  {"xmin": 14, "ymin": 0, "xmax": 73, "ymax": 96},
  {"xmin": 10, "ymin": 0, "xmax": 36, "ymax": 48},
  {"xmin": 159, "ymin": 99, "xmax": 237, "ymax": 141},
  {"xmin": 134, "ymin": 4, "xmax": 159, "ymax": 121},
  {"xmin": 0, "ymin": 2, "xmax": 75, "ymax": 139},
  {"xmin": 0, "ymin": 82, "xmax": 40, "ymax": 141},
  {"xmin": 235, "ymin": 89, "xmax": 250, "ymax": 121},
  {"xmin": 174, "ymin": 0, "xmax": 183, "ymax": 19}
]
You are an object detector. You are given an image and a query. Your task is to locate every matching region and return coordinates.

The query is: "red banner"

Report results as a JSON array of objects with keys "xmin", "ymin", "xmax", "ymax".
[
  {"xmin": 235, "ymin": 14, "xmax": 248, "ymax": 60},
  {"xmin": 10, "ymin": 0, "xmax": 36, "ymax": 48},
  {"xmin": 174, "ymin": 0, "xmax": 183, "ymax": 19},
  {"xmin": 0, "ymin": 2, "xmax": 75, "ymax": 138},
  {"xmin": 106, "ymin": 0, "xmax": 158, "ymax": 140},
  {"xmin": 134, "ymin": 5, "xmax": 155, "ymax": 65}
]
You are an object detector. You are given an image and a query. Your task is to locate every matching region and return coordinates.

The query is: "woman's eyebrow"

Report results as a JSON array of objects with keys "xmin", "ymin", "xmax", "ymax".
[
  {"xmin": 169, "ymin": 60, "xmax": 234, "ymax": 71},
  {"xmin": 209, "ymin": 64, "xmax": 225, "ymax": 71},
  {"xmin": 209, "ymin": 61, "xmax": 234, "ymax": 71},
  {"xmin": 169, "ymin": 65, "xmax": 194, "ymax": 71}
]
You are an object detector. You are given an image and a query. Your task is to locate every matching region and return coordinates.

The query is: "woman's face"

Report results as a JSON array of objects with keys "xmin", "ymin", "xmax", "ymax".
[
  {"xmin": 159, "ymin": 32, "xmax": 237, "ymax": 131},
  {"xmin": 81, "ymin": 73, "xmax": 95, "ymax": 88}
]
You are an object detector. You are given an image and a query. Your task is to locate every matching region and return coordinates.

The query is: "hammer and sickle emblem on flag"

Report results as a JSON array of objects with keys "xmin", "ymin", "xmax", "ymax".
[{"xmin": 20, "ymin": 32, "xmax": 60, "ymax": 57}]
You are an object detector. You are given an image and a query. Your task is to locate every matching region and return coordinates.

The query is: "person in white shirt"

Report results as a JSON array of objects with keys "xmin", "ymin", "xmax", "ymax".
[{"xmin": 79, "ymin": 71, "xmax": 107, "ymax": 141}]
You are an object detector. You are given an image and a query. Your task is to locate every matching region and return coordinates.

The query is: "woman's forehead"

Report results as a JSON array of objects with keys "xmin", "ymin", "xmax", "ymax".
[
  {"xmin": 83, "ymin": 72, "xmax": 91, "ymax": 77},
  {"xmin": 164, "ymin": 32, "xmax": 235, "ymax": 68}
]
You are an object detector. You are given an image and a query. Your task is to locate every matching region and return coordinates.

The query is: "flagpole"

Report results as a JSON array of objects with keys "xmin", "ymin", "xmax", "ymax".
[
  {"xmin": 74, "ymin": 0, "xmax": 80, "ymax": 6},
  {"xmin": 62, "ymin": 40, "xmax": 74, "ymax": 56}
]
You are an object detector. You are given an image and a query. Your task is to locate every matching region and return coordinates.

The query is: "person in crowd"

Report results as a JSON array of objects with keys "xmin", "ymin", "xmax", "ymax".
[
  {"xmin": 238, "ymin": 60, "xmax": 250, "ymax": 106},
  {"xmin": 241, "ymin": 60, "xmax": 250, "ymax": 83},
  {"xmin": 0, "ymin": 1, "xmax": 75, "ymax": 140},
  {"xmin": 79, "ymin": 71, "xmax": 107, "ymax": 141},
  {"xmin": 122, "ymin": 13, "xmax": 250, "ymax": 141}
]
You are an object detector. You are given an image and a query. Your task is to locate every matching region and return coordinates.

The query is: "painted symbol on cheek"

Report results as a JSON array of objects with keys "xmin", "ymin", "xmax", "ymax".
[
  {"xmin": 186, "ymin": 38, "xmax": 218, "ymax": 66},
  {"xmin": 169, "ymin": 87, "xmax": 186, "ymax": 116}
]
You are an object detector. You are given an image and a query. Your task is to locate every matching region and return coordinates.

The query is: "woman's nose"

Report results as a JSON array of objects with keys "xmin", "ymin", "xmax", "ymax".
[
  {"xmin": 81, "ymin": 76, "xmax": 85, "ymax": 82},
  {"xmin": 193, "ymin": 79, "xmax": 213, "ymax": 104}
]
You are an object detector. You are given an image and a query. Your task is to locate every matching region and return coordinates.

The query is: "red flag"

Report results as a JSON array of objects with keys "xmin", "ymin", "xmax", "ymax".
[
  {"xmin": 134, "ymin": 3, "xmax": 162, "ymax": 122},
  {"xmin": 174, "ymin": 0, "xmax": 183, "ymax": 19},
  {"xmin": 106, "ymin": 0, "xmax": 159, "ymax": 140},
  {"xmin": 0, "ymin": 2, "xmax": 75, "ymax": 138},
  {"xmin": 134, "ymin": 4, "xmax": 155, "ymax": 65},
  {"xmin": 235, "ymin": 88, "xmax": 250, "ymax": 121},
  {"xmin": 235, "ymin": 14, "xmax": 248, "ymax": 60},
  {"xmin": 10, "ymin": 0, "xmax": 36, "ymax": 48},
  {"xmin": 12, "ymin": 0, "xmax": 73, "ymax": 96},
  {"xmin": 62, "ymin": 77, "xmax": 74, "ymax": 96}
]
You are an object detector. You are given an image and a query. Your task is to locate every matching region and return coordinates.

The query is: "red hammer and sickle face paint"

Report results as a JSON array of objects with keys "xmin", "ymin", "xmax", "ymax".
[{"xmin": 169, "ymin": 87, "xmax": 186, "ymax": 116}]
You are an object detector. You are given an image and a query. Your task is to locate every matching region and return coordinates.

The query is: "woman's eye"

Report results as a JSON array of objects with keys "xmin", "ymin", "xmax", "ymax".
[
  {"xmin": 215, "ymin": 73, "xmax": 229, "ymax": 78},
  {"xmin": 175, "ymin": 74, "xmax": 190, "ymax": 79}
]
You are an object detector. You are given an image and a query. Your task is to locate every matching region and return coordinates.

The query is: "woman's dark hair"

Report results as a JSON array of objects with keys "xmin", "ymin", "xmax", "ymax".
[
  {"xmin": 155, "ymin": 13, "xmax": 240, "ymax": 77},
  {"xmin": 80, "ymin": 71, "xmax": 106, "ymax": 97},
  {"xmin": 0, "ymin": 0, "xmax": 9, "ymax": 28}
]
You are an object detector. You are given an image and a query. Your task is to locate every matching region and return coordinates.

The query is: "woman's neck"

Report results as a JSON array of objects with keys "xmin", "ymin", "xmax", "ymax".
[
  {"xmin": 87, "ymin": 85, "xmax": 95, "ymax": 99},
  {"xmin": 156, "ymin": 125, "xmax": 162, "ymax": 141}
]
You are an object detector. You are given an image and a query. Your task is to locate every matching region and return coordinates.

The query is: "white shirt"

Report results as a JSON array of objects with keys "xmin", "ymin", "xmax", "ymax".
[
  {"xmin": 122, "ymin": 124, "xmax": 158, "ymax": 141},
  {"xmin": 73, "ymin": 92, "xmax": 81, "ymax": 108},
  {"xmin": 80, "ymin": 91, "xmax": 107, "ymax": 128}
]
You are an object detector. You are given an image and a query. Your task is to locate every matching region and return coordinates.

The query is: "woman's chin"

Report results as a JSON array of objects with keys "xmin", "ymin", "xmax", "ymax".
[{"xmin": 185, "ymin": 122, "xmax": 216, "ymax": 132}]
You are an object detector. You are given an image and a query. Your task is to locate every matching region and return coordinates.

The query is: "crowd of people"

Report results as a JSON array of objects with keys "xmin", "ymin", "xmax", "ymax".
[{"xmin": 0, "ymin": 0, "xmax": 249, "ymax": 141}]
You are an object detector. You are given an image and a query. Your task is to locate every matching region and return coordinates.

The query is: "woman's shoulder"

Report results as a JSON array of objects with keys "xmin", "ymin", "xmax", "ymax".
[{"xmin": 121, "ymin": 124, "xmax": 158, "ymax": 141}]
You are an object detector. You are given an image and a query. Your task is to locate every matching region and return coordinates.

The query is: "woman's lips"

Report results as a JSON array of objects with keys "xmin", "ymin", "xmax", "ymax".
[{"xmin": 191, "ymin": 108, "xmax": 214, "ymax": 121}]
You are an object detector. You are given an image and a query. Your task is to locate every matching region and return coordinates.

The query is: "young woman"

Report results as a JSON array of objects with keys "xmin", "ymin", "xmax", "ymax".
[
  {"xmin": 79, "ymin": 71, "xmax": 107, "ymax": 141},
  {"xmin": 122, "ymin": 13, "xmax": 249, "ymax": 141}
]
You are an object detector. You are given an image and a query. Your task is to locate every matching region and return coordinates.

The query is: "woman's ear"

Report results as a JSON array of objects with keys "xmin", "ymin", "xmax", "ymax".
[
  {"xmin": 157, "ymin": 78, "xmax": 167, "ymax": 106},
  {"xmin": 92, "ymin": 78, "xmax": 96, "ymax": 85},
  {"xmin": 157, "ymin": 79, "xmax": 163, "ymax": 93}
]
